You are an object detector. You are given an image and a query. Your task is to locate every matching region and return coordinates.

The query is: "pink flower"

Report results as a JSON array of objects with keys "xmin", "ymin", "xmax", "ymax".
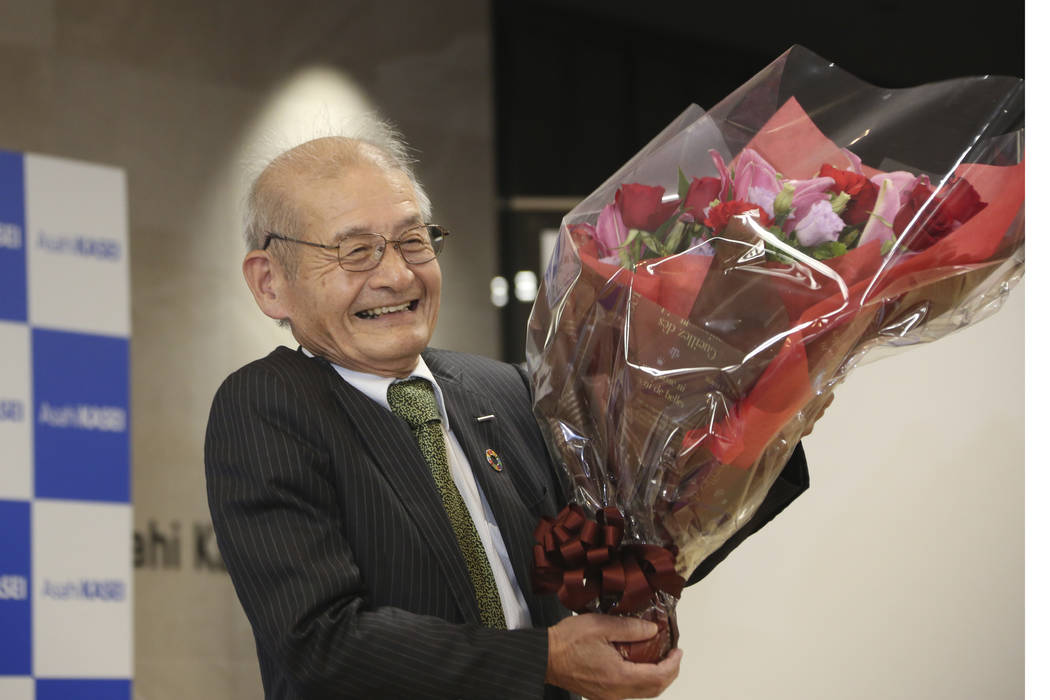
[
  {"xmin": 856, "ymin": 172, "xmax": 916, "ymax": 248},
  {"xmin": 870, "ymin": 170, "xmax": 917, "ymax": 196},
  {"xmin": 840, "ymin": 147, "xmax": 864, "ymax": 173},
  {"xmin": 709, "ymin": 149, "xmax": 732, "ymax": 201},
  {"xmin": 733, "ymin": 149, "xmax": 780, "ymax": 211},
  {"xmin": 594, "ymin": 203, "xmax": 629, "ymax": 257}
]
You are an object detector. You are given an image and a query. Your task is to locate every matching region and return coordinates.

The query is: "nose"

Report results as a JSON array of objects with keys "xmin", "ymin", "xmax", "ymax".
[{"xmin": 366, "ymin": 240, "xmax": 414, "ymax": 287}]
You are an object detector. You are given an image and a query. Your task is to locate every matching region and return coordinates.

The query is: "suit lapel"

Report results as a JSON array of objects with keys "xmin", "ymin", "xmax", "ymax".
[{"xmin": 324, "ymin": 367, "xmax": 481, "ymax": 625}]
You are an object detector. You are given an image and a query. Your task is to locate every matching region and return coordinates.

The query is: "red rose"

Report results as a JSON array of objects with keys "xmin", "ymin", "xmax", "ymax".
[
  {"xmin": 942, "ymin": 176, "xmax": 987, "ymax": 222},
  {"xmin": 704, "ymin": 200, "xmax": 772, "ymax": 233},
  {"xmin": 819, "ymin": 164, "xmax": 878, "ymax": 226},
  {"xmin": 683, "ymin": 176, "xmax": 721, "ymax": 218},
  {"xmin": 616, "ymin": 184, "xmax": 679, "ymax": 232},
  {"xmin": 818, "ymin": 164, "xmax": 868, "ymax": 196},
  {"xmin": 892, "ymin": 176, "xmax": 986, "ymax": 251}
]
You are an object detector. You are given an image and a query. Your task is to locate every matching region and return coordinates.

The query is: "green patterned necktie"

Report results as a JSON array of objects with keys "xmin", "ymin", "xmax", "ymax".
[{"xmin": 387, "ymin": 378, "xmax": 507, "ymax": 629}]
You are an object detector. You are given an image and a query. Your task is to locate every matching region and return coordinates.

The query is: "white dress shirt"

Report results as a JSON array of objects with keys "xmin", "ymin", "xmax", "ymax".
[{"xmin": 307, "ymin": 350, "xmax": 533, "ymax": 629}]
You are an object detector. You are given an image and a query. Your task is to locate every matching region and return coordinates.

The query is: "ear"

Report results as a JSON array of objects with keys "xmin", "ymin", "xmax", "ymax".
[{"xmin": 243, "ymin": 250, "xmax": 291, "ymax": 321}]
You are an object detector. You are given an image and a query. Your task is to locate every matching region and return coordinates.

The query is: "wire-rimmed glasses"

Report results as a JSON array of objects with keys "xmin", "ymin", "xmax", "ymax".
[{"xmin": 263, "ymin": 224, "xmax": 450, "ymax": 272}]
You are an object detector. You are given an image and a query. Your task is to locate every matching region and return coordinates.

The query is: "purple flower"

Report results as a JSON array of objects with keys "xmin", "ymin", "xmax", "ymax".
[
  {"xmin": 793, "ymin": 198, "xmax": 845, "ymax": 246},
  {"xmin": 782, "ymin": 176, "xmax": 835, "ymax": 233}
]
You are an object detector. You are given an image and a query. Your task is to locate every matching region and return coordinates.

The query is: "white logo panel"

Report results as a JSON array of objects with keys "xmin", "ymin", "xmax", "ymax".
[
  {"xmin": 0, "ymin": 321, "xmax": 31, "ymax": 499},
  {"xmin": 0, "ymin": 677, "xmax": 33, "ymax": 700},
  {"xmin": 25, "ymin": 154, "xmax": 129, "ymax": 336},
  {"xmin": 32, "ymin": 500, "xmax": 132, "ymax": 677}
]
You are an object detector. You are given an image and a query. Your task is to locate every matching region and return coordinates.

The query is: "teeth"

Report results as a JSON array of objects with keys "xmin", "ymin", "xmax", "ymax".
[{"xmin": 358, "ymin": 301, "xmax": 412, "ymax": 318}]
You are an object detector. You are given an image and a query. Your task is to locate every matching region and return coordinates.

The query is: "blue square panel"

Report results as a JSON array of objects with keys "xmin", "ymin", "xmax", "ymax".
[
  {"xmin": 0, "ymin": 500, "xmax": 31, "ymax": 676},
  {"xmin": 33, "ymin": 329, "xmax": 129, "ymax": 503},
  {"xmin": 0, "ymin": 150, "xmax": 26, "ymax": 323},
  {"xmin": 37, "ymin": 678, "xmax": 131, "ymax": 700}
]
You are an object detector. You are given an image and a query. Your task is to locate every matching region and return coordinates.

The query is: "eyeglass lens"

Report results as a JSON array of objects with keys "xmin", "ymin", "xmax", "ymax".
[{"xmin": 337, "ymin": 225, "xmax": 444, "ymax": 270}]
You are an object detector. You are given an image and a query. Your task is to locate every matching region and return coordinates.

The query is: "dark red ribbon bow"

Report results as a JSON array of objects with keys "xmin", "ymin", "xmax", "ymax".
[{"xmin": 532, "ymin": 504, "xmax": 685, "ymax": 614}]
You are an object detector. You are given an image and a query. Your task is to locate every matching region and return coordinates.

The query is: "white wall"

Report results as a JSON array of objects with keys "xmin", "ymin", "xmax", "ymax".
[{"xmin": 668, "ymin": 283, "xmax": 1024, "ymax": 699}]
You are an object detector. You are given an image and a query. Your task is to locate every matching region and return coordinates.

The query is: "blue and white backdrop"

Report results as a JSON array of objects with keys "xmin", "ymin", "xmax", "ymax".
[{"xmin": 0, "ymin": 150, "xmax": 132, "ymax": 700}]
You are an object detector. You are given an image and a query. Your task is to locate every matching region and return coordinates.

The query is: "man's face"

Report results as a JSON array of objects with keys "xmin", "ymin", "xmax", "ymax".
[{"xmin": 272, "ymin": 164, "xmax": 441, "ymax": 377}]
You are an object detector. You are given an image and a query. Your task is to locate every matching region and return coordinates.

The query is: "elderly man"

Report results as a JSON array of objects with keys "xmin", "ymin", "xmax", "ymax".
[{"xmin": 205, "ymin": 131, "xmax": 809, "ymax": 699}]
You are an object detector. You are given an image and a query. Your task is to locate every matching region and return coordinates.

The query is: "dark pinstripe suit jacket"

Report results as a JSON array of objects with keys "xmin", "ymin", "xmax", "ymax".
[
  {"xmin": 205, "ymin": 346, "xmax": 571, "ymax": 699},
  {"xmin": 205, "ymin": 346, "xmax": 809, "ymax": 699}
]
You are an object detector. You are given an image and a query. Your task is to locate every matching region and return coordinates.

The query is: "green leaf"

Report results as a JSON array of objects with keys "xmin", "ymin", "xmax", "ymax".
[
  {"xmin": 637, "ymin": 230, "xmax": 667, "ymax": 257},
  {"xmin": 663, "ymin": 221, "xmax": 686, "ymax": 254},
  {"xmin": 652, "ymin": 215, "xmax": 676, "ymax": 240},
  {"xmin": 870, "ymin": 212, "xmax": 892, "ymax": 228},
  {"xmin": 840, "ymin": 227, "xmax": 860, "ymax": 248},
  {"xmin": 880, "ymin": 235, "xmax": 897, "ymax": 256},
  {"xmin": 766, "ymin": 247, "xmax": 796, "ymax": 265},
  {"xmin": 618, "ymin": 246, "xmax": 632, "ymax": 268},
  {"xmin": 618, "ymin": 229, "xmax": 640, "ymax": 267},
  {"xmin": 811, "ymin": 241, "xmax": 848, "ymax": 260},
  {"xmin": 678, "ymin": 169, "xmax": 691, "ymax": 202},
  {"xmin": 773, "ymin": 183, "xmax": 795, "ymax": 219},
  {"xmin": 829, "ymin": 191, "xmax": 850, "ymax": 215},
  {"xmin": 767, "ymin": 224, "xmax": 787, "ymax": 241}
]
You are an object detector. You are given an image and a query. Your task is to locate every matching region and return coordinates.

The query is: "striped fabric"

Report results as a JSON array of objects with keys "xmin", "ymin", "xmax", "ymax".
[{"xmin": 205, "ymin": 347, "xmax": 571, "ymax": 700}]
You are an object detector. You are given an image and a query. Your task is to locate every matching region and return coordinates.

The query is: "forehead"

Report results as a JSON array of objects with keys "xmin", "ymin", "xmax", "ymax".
[{"xmin": 287, "ymin": 163, "xmax": 420, "ymax": 240}]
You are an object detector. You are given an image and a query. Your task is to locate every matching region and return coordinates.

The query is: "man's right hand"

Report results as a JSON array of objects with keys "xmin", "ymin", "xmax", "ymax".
[{"xmin": 546, "ymin": 613, "xmax": 683, "ymax": 699}]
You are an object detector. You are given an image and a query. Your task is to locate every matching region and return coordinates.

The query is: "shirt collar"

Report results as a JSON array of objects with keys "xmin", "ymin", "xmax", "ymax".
[{"xmin": 302, "ymin": 348, "xmax": 450, "ymax": 429}]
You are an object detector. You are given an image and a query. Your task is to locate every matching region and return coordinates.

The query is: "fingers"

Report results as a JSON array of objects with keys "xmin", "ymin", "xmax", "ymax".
[
  {"xmin": 546, "ymin": 614, "xmax": 683, "ymax": 699},
  {"xmin": 614, "ymin": 647, "xmax": 683, "ymax": 698},
  {"xmin": 595, "ymin": 614, "xmax": 659, "ymax": 643},
  {"xmin": 655, "ymin": 647, "xmax": 683, "ymax": 674}
]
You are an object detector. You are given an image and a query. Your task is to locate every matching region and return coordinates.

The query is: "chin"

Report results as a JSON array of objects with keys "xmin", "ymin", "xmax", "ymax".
[{"xmin": 370, "ymin": 338, "xmax": 429, "ymax": 366}]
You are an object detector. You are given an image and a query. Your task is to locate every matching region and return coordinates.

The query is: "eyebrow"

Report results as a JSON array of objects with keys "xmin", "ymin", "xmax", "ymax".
[{"xmin": 330, "ymin": 215, "xmax": 424, "ymax": 243}]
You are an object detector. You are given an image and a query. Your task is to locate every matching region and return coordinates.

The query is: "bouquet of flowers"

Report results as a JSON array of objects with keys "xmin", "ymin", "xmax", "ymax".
[{"xmin": 526, "ymin": 46, "xmax": 1024, "ymax": 662}]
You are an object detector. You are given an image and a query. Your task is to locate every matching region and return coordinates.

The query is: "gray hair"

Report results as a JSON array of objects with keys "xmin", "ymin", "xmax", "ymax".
[{"xmin": 244, "ymin": 120, "xmax": 432, "ymax": 276}]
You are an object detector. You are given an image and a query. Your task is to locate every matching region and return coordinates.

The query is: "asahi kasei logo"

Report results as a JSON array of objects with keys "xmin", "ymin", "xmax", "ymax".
[
  {"xmin": 36, "ymin": 230, "xmax": 121, "ymax": 261},
  {"xmin": 37, "ymin": 402, "xmax": 126, "ymax": 432},
  {"xmin": 41, "ymin": 578, "xmax": 127, "ymax": 602}
]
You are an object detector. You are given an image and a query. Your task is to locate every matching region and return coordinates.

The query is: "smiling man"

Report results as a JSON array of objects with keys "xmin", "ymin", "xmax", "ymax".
[
  {"xmin": 245, "ymin": 151, "xmax": 442, "ymax": 377},
  {"xmin": 204, "ymin": 133, "xmax": 689, "ymax": 700}
]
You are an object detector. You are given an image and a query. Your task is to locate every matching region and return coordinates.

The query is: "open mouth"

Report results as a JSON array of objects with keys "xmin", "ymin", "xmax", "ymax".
[{"xmin": 355, "ymin": 299, "xmax": 419, "ymax": 319}]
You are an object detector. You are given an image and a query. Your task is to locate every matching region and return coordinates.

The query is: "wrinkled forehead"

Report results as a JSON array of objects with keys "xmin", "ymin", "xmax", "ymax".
[{"xmin": 288, "ymin": 163, "xmax": 420, "ymax": 235}]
